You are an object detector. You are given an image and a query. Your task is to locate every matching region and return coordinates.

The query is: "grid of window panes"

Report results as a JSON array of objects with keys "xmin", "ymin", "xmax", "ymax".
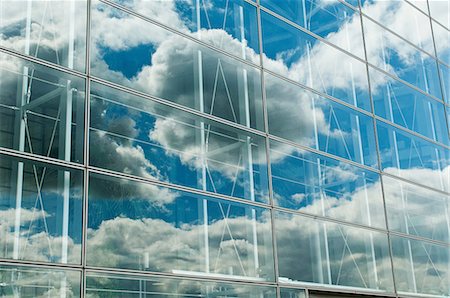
[{"xmin": 0, "ymin": 0, "xmax": 449, "ymax": 297}]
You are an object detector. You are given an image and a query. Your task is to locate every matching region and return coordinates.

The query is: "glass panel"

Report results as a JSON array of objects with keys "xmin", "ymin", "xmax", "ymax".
[
  {"xmin": 90, "ymin": 0, "xmax": 264, "ymax": 130},
  {"xmin": 363, "ymin": 16, "xmax": 442, "ymax": 99},
  {"xmin": 261, "ymin": 12, "xmax": 370, "ymax": 111},
  {"xmin": 280, "ymin": 288, "xmax": 307, "ymax": 298},
  {"xmin": 0, "ymin": 52, "xmax": 85, "ymax": 163},
  {"xmin": 275, "ymin": 211, "xmax": 394, "ymax": 292},
  {"xmin": 361, "ymin": 0, "xmax": 434, "ymax": 54},
  {"xmin": 270, "ymin": 140, "xmax": 385, "ymax": 228},
  {"xmin": 391, "ymin": 235, "xmax": 450, "ymax": 297},
  {"xmin": 429, "ymin": 0, "xmax": 449, "ymax": 29},
  {"xmin": 408, "ymin": 0, "xmax": 429, "ymax": 15},
  {"xmin": 0, "ymin": 154, "xmax": 83, "ymax": 264},
  {"xmin": 0, "ymin": 265, "xmax": 81, "ymax": 297},
  {"xmin": 440, "ymin": 62, "xmax": 450, "ymax": 104},
  {"xmin": 432, "ymin": 21, "xmax": 450, "ymax": 65},
  {"xmin": 108, "ymin": 0, "xmax": 260, "ymax": 61},
  {"xmin": 86, "ymin": 272, "xmax": 276, "ymax": 297},
  {"xmin": 265, "ymin": 74, "xmax": 377, "ymax": 167},
  {"xmin": 87, "ymin": 173, "xmax": 275, "ymax": 281},
  {"xmin": 376, "ymin": 121, "xmax": 450, "ymax": 192},
  {"xmin": 383, "ymin": 175, "xmax": 450, "ymax": 244},
  {"xmin": 260, "ymin": 0, "xmax": 365, "ymax": 59},
  {"xmin": 0, "ymin": 0, "xmax": 86, "ymax": 71},
  {"xmin": 89, "ymin": 82, "xmax": 268, "ymax": 203},
  {"xmin": 370, "ymin": 66, "xmax": 450, "ymax": 145}
]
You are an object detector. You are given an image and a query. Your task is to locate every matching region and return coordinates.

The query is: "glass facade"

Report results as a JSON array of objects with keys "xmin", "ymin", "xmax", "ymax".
[{"xmin": 0, "ymin": 0, "xmax": 449, "ymax": 297}]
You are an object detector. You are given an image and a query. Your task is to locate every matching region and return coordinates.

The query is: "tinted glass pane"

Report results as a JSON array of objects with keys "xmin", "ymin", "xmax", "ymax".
[
  {"xmin": 90, "ymin": 0, "xmax": 263, "ymax": 129},
  {"xmin": 0, "ymin": 0, "xmax": 87, "ymax": 71},
  {"xmin": 261, "ymin": 0, "xmax": 365, "ymax": 59},
  {"xmin": 0, "ymin": 265, "xmax": 81, "ymax": 297},
  {"xmin": 86, "ymin": 272, "xmax": 276, "ymax": 297},
  {"xmin": 275, "ymin": 211, "xmax": 394, "ymax": 292},
  {"xmin": 383, "ymin": 175, "xmax": 450, "ymax": 244},
  {"xmin": 0, "ymin": 53, "xmax": 85, "ymax": 163},
  {"xmin": 370, "ymin": 67, "xmax": 450, "ymax": 145},
  {"xmin": 363, "ymin": 17, "xmax": 442, "ymax": 99},
  {"xmin": 376, "ymin": 121, "xmax": 450, "ymax": 192},
  {"xmin": 265, "ymin": 74, "xmax": 377, "ymax": 167},
  {"xmin": 433, "ymin": 21, "xmax": 450, "ymax": 65},
  {"xmin": 108, "ymin": 0, "xmax": 260, "ymax": 61},
  {"xmin": 391, "ymin": 235, "xmax": 450, "ymax": 297},
  {"xmin": 361, "ymin": 0, "xmax": 434, "ymax": 54},
  {"xmin": 261, "ymin": 12, "xmax": 370, "ymax": 111},
  {"xmin": 280, "ymin": 288, "xmax": 307, "ymax": 298},
  {"xmin": 87, "ymin": 173, "xmax": 275, "ymax": 281},
  {"xmin": 0, "ymin": 154, "xmax": 83, "ymax": 264},
  {"xmin": 270, "ymin": 140, "xmax": 385, "ymax": 228},
  {"xmin": 89, "ymin": 82, "xmax": 268, "ymax": 203},
  {"xmin": 440, "ymin": 62, "xmax": 450, "ymax": 104}
]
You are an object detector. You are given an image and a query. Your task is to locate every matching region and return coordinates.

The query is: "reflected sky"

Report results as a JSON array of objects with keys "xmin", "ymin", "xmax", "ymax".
[{"xmin": 1, "ymin": 0, "xmax": 450, "ymax": 297}]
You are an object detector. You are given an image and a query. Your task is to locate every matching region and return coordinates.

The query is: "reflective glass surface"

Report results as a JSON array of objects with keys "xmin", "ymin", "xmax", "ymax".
[
  {"xmin": 260, "ymin": 0, "xmax": 365, "ymax": 59},
  {"xmin": 108, "ymin": 0, "xmax": 260, "ymax": 61},
  {"xmin": 383, "ymin": 175, "xmax": 450, "ymax": 244},
  {"xmin": 265, "ymin": 74, "xmax": 377, "ymax": 167},
  {"xmin": 86, "ymin": 272, "xmax": 276, "ymax": 297},
  {"xmin": 89, "ymin": 82, "xmax": 269, "ymax": 203},
  {"xmin": 440, "ymin": 62, "xmax": 450, "ymax": 104},
  {"xmin": 87, "ymin": 173, "xmax": 275, "ymax": 280},
  {"xmin": 275, "ymin": 211, "xmax": 394, "ymax": 292},
  {"xmin": 363, "ymin": 16, "xmax": 442, "ymax": 99},
  {"xmin": 280, "ymin": 288, "xmax": 307, "ymax": 298},
  {"xmin": 91, "ymin": 0, "xmax": 264, "ymax": 129},
  {"xmin": 261, "ymin": 12, "xmax": 371, "ymax": 111},
  {"xmin": 270, "ymin": 140, "xmax": 385, "ymax": 228},
  {"xmin": 391, "ymin": 235, "xmax": 450, "ymax": 297},
  {"xmin": 0, "ymin": 265, "xmax": 81, "ymax": 297},
  {"xmin": 429, "ymin": 0, "xmax": 450, "ymax": 29},
  {"xmin": 0, "ymin": 0, "xmax": 87, "ymax": 71},
  {"xmin": 361, "ymin": 0, "xmax": 434, "ymax": 54},
  {"xmin": 0, "ymin": 154, "xmax": 83, "ymax": 264},
  {"xmin": 377, "ymin": 121, "xmax": 450, "ymax": 192},
  {"xmin": 432, "ymin": 21, "xmax": 450, "ymax": 65},
  {"xmin": 0, "ymin": 52, "xmax": 85, "ymax": 163},
  {"xmin": 370, "ymin": 66, "xmax": 450, "ymax": 145}
]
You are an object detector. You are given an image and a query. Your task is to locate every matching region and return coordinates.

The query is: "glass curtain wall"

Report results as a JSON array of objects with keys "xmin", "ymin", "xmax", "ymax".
[{"xmin": 0, "ymin": 0, "xmax": 449, "ymax": 297}]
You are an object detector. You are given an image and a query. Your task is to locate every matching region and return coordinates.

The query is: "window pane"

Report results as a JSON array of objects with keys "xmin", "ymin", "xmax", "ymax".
[
  {"xmin": 108, "ymin": 0, "xmax": 260, "ymax": 61},
  {"xmin": 363, "ymin": 17, "xmax": 441, "ymax": 99},
  {"xmin": 265, "ymin": 74, "xmax": 377, "ymax": 167},
  {"xmin": 0, "ymin": 265, "xmax": 81, "ymax": 297},
  {"xmin": 433, "ymin": 21, "xmax": 450, "ymax": 65},
  {"xmin": 440, "ymin": 62, "xmax": 450, "ymax": 104},
  {"xmin": 87, "ymin": 173, "xmax": 275, "ymax": 281},
  {"xmin": 86, "ymin": 272, "xmax": 276, "ymax": 297},
  {"xmin": 275, "ymin": 211, "xmax": 394, "ymax": 292},
  {"xmin": 270, "ymin": 140, "xmax": 385, "ymax": 228},
  {"xmin": 260, "ymin": 0, "xmax": 365, "ymax": 59},
  {"xmin": 0, "ymin": 52, "xmax": 85, "ymax": 163},
  {"xmin": 376, "ymin": 121, "xmax": 450, "ymax": 192},
  {"xmin": 391, "ymin": 235, "xmax": 450, "ymax": 297},
  {"xmin": 0, "ymin": 154, "xmax": 83, "ymax": 264},
  {"xmin": 383, "ymin": 175, "xmax": 450, "ymax": 244},
  {"xmin": 261, "ymin": 12, "xmax": 370, "ymax": 111},
  {"xmin": 361, "ymin": 0, "xmax": 434, "ymax": 54},
  {"xmin": 90, "ymin": 0, "xmax": 263, "ymax": 129},
  {"xmin": 0, "ymin": 0, "xmax": 87, "ymax": 71},
  {"xmin": 89, "ymin": 82, "xmax": 268, "ymax": 203},
  {"xmin": 280, "ymin": 288, "xmax": 307, "ymax": 298},
  {"xmin": 370, "ymin": 66, "xmax": 450, "ymax": 145},
  {"xmin": 429, "ymin": 0, "xmax": 449, "ymax": 29}
]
